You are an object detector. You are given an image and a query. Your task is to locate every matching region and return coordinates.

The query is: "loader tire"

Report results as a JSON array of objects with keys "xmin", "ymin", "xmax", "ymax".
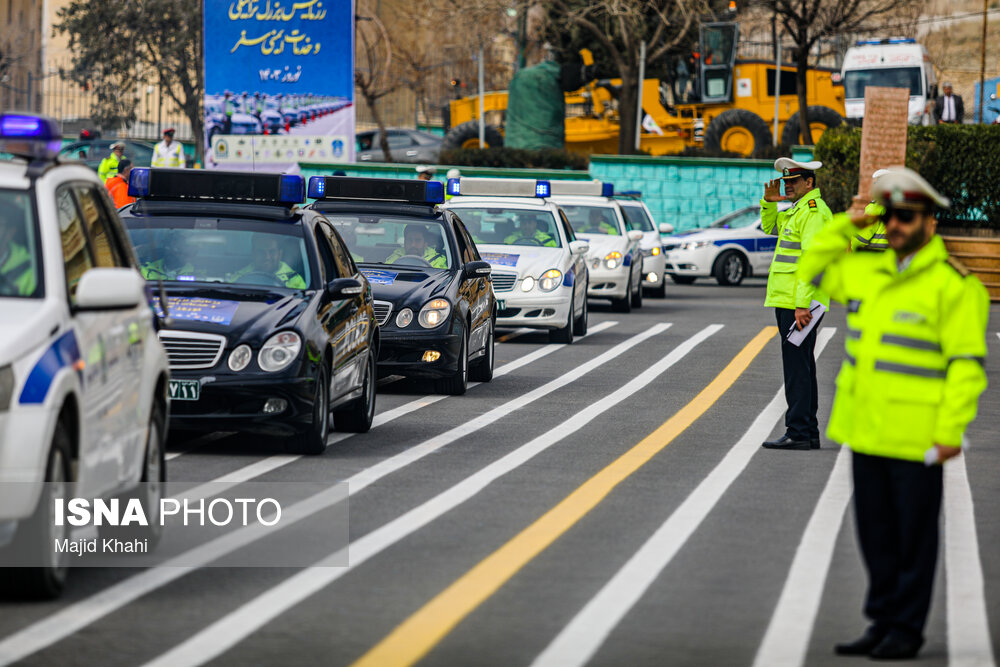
[
  {"xmin": 442, "ymin": 121, "xmax": 504, "ymax": 150},
  {"xmin": 781, "ymin": 106, "xmax": 844, "ymax": 146},
  {"xmin": 704, "ymin": 109, "xmax": 772, "ymax": 157}
]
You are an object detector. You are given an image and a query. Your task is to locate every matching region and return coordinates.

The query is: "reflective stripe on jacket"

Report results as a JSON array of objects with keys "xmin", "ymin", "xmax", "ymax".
[
  {"xmin": 850, "ymin": 203, "xmax": 888, "ymax": 252},
  {"xmin": 152, "ymin": 140, "xmax": 185, "ymax": 168},
  {"xmin": 798, "ymin": 213, "xmax": 989, "ymax": 460},
  {"xmin": 760, "ymin": 188, "xmax": 832, "ymax": 309}
]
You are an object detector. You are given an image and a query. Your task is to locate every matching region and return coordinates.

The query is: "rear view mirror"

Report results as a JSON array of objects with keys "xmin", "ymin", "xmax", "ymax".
[
  {"xmin": 659, "ymin": 223, "xmax": 675, "ymax": 234},
  {"xmin": 627, "ymin": 230, "xmax": 644, "ymax": 242},
  {"xmin": 569, "ymin": 240, "xmax": 590, "ymax": 255},
  {"xmin": 75, "ymin": 268, "xmax": 145, "ymax": 311},
  {"xmin": 327, "ymin": 277, "xmax": 364, "ymax": 299},
  {"xmin": 464, "ymin": 260, "xmax": 492, "ymax": 279}
]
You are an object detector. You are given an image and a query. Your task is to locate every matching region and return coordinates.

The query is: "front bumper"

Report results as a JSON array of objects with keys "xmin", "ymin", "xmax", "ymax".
[
  {"xmin": 0, "ymin": 406, "xmax": 55, "ymax": 521},
  {"xmin": 587, "ymin": 263, "xmax": 631, "ymax": 299},
  {"xmin": 663, "ymin": 247, "xmax": 716, "ymax": 277},
  {"xmin": 377, "ymin": 328, "xmax": 463, "ymax": 380},
  {"xmin": 494, "ymin": 288, "xmax": 573, "ymax": 329},
  {"xmin": 641, "ymin": 254, "xmax": 667, "ymax": 287}
]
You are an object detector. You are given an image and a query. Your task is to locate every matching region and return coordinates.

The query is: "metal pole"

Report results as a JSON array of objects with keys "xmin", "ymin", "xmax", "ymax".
[
  {"xmin": 478, "ymin": 45, "xmax": 485, "ymax": 146},
  {"xmin": 634, "ymin": 40, "xmax": 646, "ymax": 152},
  {"xmin": 979, "ymin": 0, "xmax": 988, "ymax": 123},
  {"xmin": 773, "ymin": 36, "xmax": 782, "ymax": 146}
]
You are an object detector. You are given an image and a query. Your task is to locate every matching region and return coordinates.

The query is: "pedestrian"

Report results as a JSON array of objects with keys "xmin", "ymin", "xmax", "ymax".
[
  {"xmin": 934, "ymin": 82, "xmax": 964, "ymax": 124},
  {"xmin": 223, "ymin": 91, "xmax": 235, "ymax": 134},
  {"xmin": 416, "ymin": 165, "xmax": 436, "ymax": 181},
  {"xmin": 797, "ymin": 167, "xmax": 989, "ymax": 660},
  {"xmin": 850, "ymin": 169, "xmax": 889, "ymax": 252},
  {"xmin": 152, "ymin": 128, "xmax": 185, "ymax": 168},
  {"xmin": 98, "ymin": 141, "xmax": 125, "ymax": 182},
  {"xmin": 760, "ymin": 158, "xmax": 833, "ymax": 451},
  {"xmin": 105, "ymin": 159, "xmax": 135, "ymax": 208}
]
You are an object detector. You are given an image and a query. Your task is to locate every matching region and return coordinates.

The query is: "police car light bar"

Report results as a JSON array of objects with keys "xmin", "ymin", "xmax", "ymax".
[
  {"xmin": 448, "ymin": 177, "xmax": 551, "ymax": 198},
  {"xmin": 547, "ymin": 180, "xmax": 615, "ymax": 197},
  {"xmin": 308, "ymin": 176, "xmax": 444, "ymax": 205},
  {"xmin": 0, "ymin": 113, "xmax": 62, "ymax": 160},
  {"xmin": 615, "ymin": 190, "xmax": 643, "ymax": 198},
  {"xmin": 128, "ymin": 169, "xmax": 305, "ymax": 204},
  {"xmin": 855, "ymin": 37, "xmax": 915, "ymax": 46}
]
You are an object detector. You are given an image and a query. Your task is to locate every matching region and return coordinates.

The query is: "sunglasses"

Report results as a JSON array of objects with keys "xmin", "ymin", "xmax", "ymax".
[{"xmin": 880, "ymin": 206, "xmax": 922, "ymax": 224}]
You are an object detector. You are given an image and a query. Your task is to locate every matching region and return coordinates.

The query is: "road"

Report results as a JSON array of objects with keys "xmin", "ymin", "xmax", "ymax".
[{"xmin": 1, "ymin": 280, "xmax": 998, "ymax": 667}]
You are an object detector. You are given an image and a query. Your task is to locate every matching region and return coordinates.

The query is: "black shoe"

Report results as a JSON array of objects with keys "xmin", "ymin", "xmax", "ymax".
[
  {"xmin": 834, "ymin": 627, "xmax": 887, "ymax": 656},
  {"xmin": 810, "ymin": 438, "xmax": 821, "ymax": 449},
  {"xmin": 762, "ymin": 434, "xmax": 811, "ymax": 450},
  {"xmin": 869, "ymin": 634, "xmax": 922, "ymax": 660}
]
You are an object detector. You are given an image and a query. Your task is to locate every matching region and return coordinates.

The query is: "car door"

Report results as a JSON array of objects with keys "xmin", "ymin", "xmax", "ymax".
[
  {"xmin": 558, "ymin": 209, "xmax": 587, "ymax": 310},
  {"xmin": 752, "ymin": 220, "xmax": 777, "ymax": 274},
  {"xmin": 386, "ymin": 131, "xmax": 420, "ymax": 162},
  {"xmin": 452, "ymin": 217, "xmax": 492, "ymax": 356},
  {"xmin": 317, "ymin": 222, "xmax": 367, "ymax": 399}
]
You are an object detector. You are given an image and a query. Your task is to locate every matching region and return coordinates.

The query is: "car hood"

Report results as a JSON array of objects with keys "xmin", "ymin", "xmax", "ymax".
[
  {"xmin": 157, "ymin": 285, "xmax": 310, "ymax": 345},
  {"xmin": 475, "ymin": 244, "xmax": 565, "ymax": 277},
  {"xmin": 358, "ymin": 266, "xmax": 453, "ymax": 306},
  {"xmin": 0, "ymin": 299, "xmax": 61, "ymax": 367}
]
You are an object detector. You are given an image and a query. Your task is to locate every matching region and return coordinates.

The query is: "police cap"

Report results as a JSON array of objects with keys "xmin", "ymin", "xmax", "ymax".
[
  {"xmin": 774, "ymin": 157, "xmax": 822, "ymax": 180},
  {"xmin": 870, "ymin": 167, "xmax": 949, "ymax": 210}
]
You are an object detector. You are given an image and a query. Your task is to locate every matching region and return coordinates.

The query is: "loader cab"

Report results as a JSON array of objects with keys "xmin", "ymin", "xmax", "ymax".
[{"xmin": 699, "ymin": 22, "xmax": 739, "ymax": 104}]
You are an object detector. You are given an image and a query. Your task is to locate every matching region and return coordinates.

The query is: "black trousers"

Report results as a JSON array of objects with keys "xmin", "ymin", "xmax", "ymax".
[
  {"xmin": 852, "ymin": 451, "xmax": 943, "ymax": 642},
  {"xmin": 774, "ymin": 308, "xmax": 821, "ymax": 440}
]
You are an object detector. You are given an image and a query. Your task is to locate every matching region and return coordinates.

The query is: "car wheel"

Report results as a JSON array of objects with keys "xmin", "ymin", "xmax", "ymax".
[
  {"xmin": 647, "ymin": 278, "xmax": 667, "ymax": 298},
  {"xmin": 714, "ymin": 250, "xmax": 747, "ymax": 286},
  {"xmin": 631, "ymin": 271, "xmax": 644, "ymax": 308},
  {"xmin": 334, "ymin": 350, "xmax": 377, "ymax": 433},
  {"xmin": 296, "ymin": 363, "xmax": 331, "ymax": 454},
  {"xmin": 612, "ymin": 271, "xmax": 633, "ymax": 313},
  {"xmin": 573, "ymin": 289, "xmax": 588, "ymax": 336},
  {"xmin": 469, "ymin": 319, "xmax": 495, "ymax": 382},
  {"xmin": 549, "ymin": 294, "xmax": 575, "ymax": 344},
  {"xmin": 434, "ymin": 329, "xmax": 469, "ymax": 396},
  {"xmin": 671, "ymin": 275, "xmax": 697, "ymax": 285}
]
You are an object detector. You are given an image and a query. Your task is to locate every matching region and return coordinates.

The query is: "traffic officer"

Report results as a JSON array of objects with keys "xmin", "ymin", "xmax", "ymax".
[
  {"xmin": 105, "ymin": 159, "xmax": 136, "ymax": 208},
  {"xmin": 98, "ymin": 141, "xmax": 125, "ymax": 182},
  {"xmin": 798, "ymin": 168, "xmax": 989, "ymax": 660},
  {"xmin": 385, "ymin": 224, "xmax": 447, "ymax": 268},
  {"xmin": 416, "ymin": 165, "xmax": 436, "ymax": 181},
  {"xmin": 229, "ymin": 234, "xmax": 307, "ymax": 288},
  {"xmin": 851, "ymin": 169, "xmax": 889, "ymax": 252},
  {"xmin": 141, "ymin": 232, "xmax": 195, "ymax": 280},
  {"xmin": 152, "ymin": 128, "xmax": 185, "ymax": 168},
  {"xmin": 582, "ymin": 208, "xmax": 618, "ymax": 235},
  {"xmin": 760, "ymin": 157, "xmax": 833, "ymax": 451},
  {"xmin": 505, "ymin": 214, "xmax": 557, "ymax": 246}
]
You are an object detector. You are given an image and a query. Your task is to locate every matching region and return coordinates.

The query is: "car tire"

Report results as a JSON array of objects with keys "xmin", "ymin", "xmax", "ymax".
[
  {"xmin": 671, "ymin": 274, "xmax": 697, "ymax": 285},
  {"xmin": 295, "ymin": 363, "xmax": 331, "ymax": 455},
  {"xmin": 780, "ymin": 105, "xmax": 844, "ymax": 146},
  {"xmin": 3, "ymin": 419, "xmax": 73, "ymax": 599},
  {"xmin": 434, "ymin": 329, "xmax": 469, "ymax": 395},
  {"xmin": 703, "ymin": 109, "xmax": 772, "ymax": 157},
  {"xmin": 647, "ymin": 279, "xmax": 667, "ymax": 298},
  {"xmin": 334, "ymin": 350, "xmax": 377, "ymax": 433},
  {"xmin": 549, "ymin": 295, "xmax": 575, "ymax": 344},
  {"xmin": 714, "ymin": 250, "xmax": 747, "ymax": 286},
  {"xmin": 441, "ymin": 121, "xmax": 504, "ymax": 150},
  {"xmin": 573, "ymin": 289, "xmax": 589, "ymax": 336},
  {"xmin": 631, "ymin": 270, "xmax": 644, "ymax": 308},
  {"xmin": 469, "ymin": 319, "xmax": 495, "ymax": 382},
  {"xmin": 612, "ymin": 272, "xmax": 633, "ymax": 313}
]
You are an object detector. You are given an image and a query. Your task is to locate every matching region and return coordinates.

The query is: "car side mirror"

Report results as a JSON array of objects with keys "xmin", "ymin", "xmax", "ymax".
[
  {"xmin": 569, "ymin": 240, "xmax": 590, "ymax": 255},
  {"xmin": 627, "ymin": 230, "xmax": 644, "ymax": 242},
  {"xmin": 465, "ymin": 260, "xmax": 492, "ymax": 280},
  {"xmin": 659, "ymin": 223, "xmax": 674, "ymax": 234},
  {"xmin": 75, "ymin": 268, "xmax": 145, "ymax": 311},
  {"xmin": 327, "ymin": 277, "xmax": 364, "ymax": 299}
]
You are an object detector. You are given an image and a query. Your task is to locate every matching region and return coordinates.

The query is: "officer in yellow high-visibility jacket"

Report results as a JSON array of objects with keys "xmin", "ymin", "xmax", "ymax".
[
  {"xmin": 760, "ymin": 158, "xmax": 833, "ymax": 451},
  {"xmin": 850, "ymin": 169, "xmax": 890, "ymax": 252},
  {"xmin": 385, "ymin": 224, "xmax": 448, "ymax": 269},
  {"xmin": 152, "ymin": 128, "xmax": 185, "ymax": 168},
  {"xmin": 798, "ymin": 168, "xmax": 989, "ymax": 661},
  {"xmin": 228, "ymin": 234, "xmax": 307, "ymax": 288},
  {"xmin": 98, "ymin": 142, "xmax": 125, "ymax": 182},
  {"xmin": 504, "ymin": 215, "xmax": 556, "ymax": 247}
]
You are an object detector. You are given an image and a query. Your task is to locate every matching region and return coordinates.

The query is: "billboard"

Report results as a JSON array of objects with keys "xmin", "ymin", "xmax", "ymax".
[{"xmin": 203, "ymin": 0, "xmax": 354, "ymax": 169}]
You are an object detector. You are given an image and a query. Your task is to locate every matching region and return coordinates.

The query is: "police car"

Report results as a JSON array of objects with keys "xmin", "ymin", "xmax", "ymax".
[
  {"xmin": 307, "ymin": 176, "xmax": 495, "ymax": 396},
  {"xmin": 662, "ymin": 203, "xmax": 791, "ymax": 285},
  {"xmin": 549, "ymin": 181, "xmax": 645, "ymax": 312},
  {"xmin": 442, "ymin": 177, "xmax": 589, "ymax": 343},
  {"xmin": 616, "ymin": 193, "xmax": 672, "ymax": 298},
  {"xmin": 0, "ymin": 114, "xmax": 170, "ymax": 598},
  {"xmin": 118, "ymin": 168, "xmax": 378, "ymax": 454}
]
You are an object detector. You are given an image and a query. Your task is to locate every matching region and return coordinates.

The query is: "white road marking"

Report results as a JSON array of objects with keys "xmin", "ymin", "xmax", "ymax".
[
  {"xmin": 0, "ymin": 321, "xmax": 641, "ymax": 666},
  {"xmin": 945, "ymin": 448, "xmax": 996, "ymax": 667},
  {"xmin": 531, "ymin": 328, "xmax": 836, "ymax": 667},
  {"xmin": 753, "ymin": 444, "xmax": 852, "ymax": 667},
  {"xmin": 140, "ymin": 324, "xmax": 717, "ymax": 667}
]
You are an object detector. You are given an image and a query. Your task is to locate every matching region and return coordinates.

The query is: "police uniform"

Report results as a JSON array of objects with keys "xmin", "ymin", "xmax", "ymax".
[
  {"xmin": 851, "ymin": 170, "xmax": 890, "ymax": 253},
  {"xmin": 582, "ymin": 221, "xmax": 618, "ymax": 235},
  {"xmin": 152, "ymin": 129, "xmax": 185, "ymax": 168},
  {"xmin": 97, "ymin": 145, "xmax": 123, "ymax": 182},
  {"xmin": 761, "ymin": 158, "xmax": 832, "ymax": 449},
  {"xmin": 0, "ymin": 242, "xmax": 36, "ymax": 296},
  {"xmin": 228, "ymin": 261, "xmax": 306, "ymax": 288},
  {"xmin": 385, "ymin": 245, "xmax": 447, "ymax": 269},
  {"xmin": 140, "ymin": 258, "xmax": 194, "ymax": 280},
  {"xmin": 798, "ymin": 168, "xmax": 989, "ymax": 659},
  {"xmin": 504, "ymin": 229, "xmax": 557, "ymax": 247}
]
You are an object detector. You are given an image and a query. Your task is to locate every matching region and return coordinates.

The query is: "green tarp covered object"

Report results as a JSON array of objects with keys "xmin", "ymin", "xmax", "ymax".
[{"xmin": 504, "ymin": 60, "xmax": 566, "ymax": 150}]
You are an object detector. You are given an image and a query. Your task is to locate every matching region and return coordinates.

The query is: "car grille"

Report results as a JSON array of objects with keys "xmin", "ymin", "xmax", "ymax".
[
  {"xmin": 492, "ymin": 272, "xmax": 517, "ymax": 292},
  {"xmin": 373, "ymin": 300, "xmax": 393, "ymax": 326},
  {"xmin": 158, "ymin": 331, "xmax": 226, "ymax": 371}
]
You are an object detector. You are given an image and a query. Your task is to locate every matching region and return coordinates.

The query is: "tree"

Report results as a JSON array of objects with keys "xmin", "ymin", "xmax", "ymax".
[
  {"xmin": 542, "ymin": 0, "xmax": 708, "ymax": 155},
  {"xmin": 55, "ymin": 0, "xmax": 204, "ymax": 162},
  {"xmin": 355, "ymin": 4, "xmax": 398, "ymax": 162}
]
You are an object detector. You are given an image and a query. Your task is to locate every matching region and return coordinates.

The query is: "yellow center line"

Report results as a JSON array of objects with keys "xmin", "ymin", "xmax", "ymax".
[{"xmin": 352, "ymin": 326, "xmax": 777, "ymax": 667}]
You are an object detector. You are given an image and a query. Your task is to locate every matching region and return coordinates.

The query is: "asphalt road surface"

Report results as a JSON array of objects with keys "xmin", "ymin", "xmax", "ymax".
[{"xmin": 2, "ymin": 279, "xmax": 998, "ymax": 667}]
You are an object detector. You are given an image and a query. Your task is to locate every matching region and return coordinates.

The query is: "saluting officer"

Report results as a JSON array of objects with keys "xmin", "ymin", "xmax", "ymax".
[
  {"xmin": 798, "ymin": 168, "xmax": 989, "ymax": 660},
  {"xmin": 761, "ymin": 158, "xmax": 833, "ymax": 450},
  {"xmin": 851, "ymin": 169, "xmax": 890, "ymax": 252}
]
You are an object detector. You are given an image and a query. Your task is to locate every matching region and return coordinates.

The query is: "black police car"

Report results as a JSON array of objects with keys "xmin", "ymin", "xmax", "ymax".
[
  {"xmin": 118, "ymin": 168, "xmax": 378, "ymax": 454},
  {"xmin": 307, "ymin": 176, "xmax": 495, "ymax": 395}
]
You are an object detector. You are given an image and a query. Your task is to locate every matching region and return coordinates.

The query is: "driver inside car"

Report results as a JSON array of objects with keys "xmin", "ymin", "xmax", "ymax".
[
  {"xmin": 582, "ymin": 208, "xmax": 619, "ymax": 235},
  {"xmin": 504, "ymin": 214, "xmax": 556, "ymax": 247},
  {"xmin": 228, "ymin": 233, "xmax": 307, "ymax": 288},
  {"xmin": 140, "ymin": 232, "xmax": 196, "ymax": 281},
  {"xmin": 385, "ymin": 224, "xmax": 447, "ymax": 268}
]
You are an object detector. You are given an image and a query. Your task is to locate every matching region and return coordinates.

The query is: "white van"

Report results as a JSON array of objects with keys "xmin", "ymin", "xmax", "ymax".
[{"xmin": 841, "ymin": 38, "xmax": 936, "ymax": 124}]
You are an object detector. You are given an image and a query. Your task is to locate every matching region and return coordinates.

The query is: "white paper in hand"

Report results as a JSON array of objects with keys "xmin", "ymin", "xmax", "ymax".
[{"xmin": 787, "ymin": 300, "xmax": 826, "ymax": 347}]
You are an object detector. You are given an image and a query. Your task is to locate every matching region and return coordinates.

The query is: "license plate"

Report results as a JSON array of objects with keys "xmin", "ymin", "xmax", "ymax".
[
  {"xmin": 169, "ymin": 379, "xmax": 200, "ymax": 401},
  {"xmin": 497, "ymin": 299, "xmax": 506, "ymax": 310}
]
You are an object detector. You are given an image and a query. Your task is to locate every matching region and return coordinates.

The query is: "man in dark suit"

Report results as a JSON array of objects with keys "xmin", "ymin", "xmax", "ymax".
[{"xmin": 934, "ymin": 82, "xmax": 964, "ymax": 124}]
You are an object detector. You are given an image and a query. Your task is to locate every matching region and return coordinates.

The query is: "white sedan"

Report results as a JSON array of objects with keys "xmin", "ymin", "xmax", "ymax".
[
  {"xmin": 444, "ymin": 187, "xmax": 590, "ymax": 344},
  {"xmin": 662, "ymin": 203, "xmax": 791, "ymax": 286},
  {"xmin": 618, "ymin": 197, "xmax": 672, "ymax": 298}
]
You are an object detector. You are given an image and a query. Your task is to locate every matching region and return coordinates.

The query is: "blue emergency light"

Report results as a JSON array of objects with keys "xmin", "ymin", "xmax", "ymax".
[
  {"xmin": 447, "ymin": 178, "xmax": 461, "ymax": 197},
  {"xmin": 308, "ymin": 176, "xmax": 445, "ymax": 204},
  {"xmin": 535, "ymin": 181, "xmax": 551, "ymax": 197},
  {"xmin": 601, "ymin": 182, "xmax": 615, "ymax": 197},
  {"xmin": 0, "ymin": 113, "xmax": 62, "ymax": 160},
  {"xmin": 855, "ymin": 37, "xmax": 915, "ymax": 46},
  {"xmin": 127, "ymin": 168, "xmax": 305, "ymax": 204}
]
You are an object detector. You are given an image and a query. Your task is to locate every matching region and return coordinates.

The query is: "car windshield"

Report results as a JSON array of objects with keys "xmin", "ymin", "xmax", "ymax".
[
  {"xmin": 449, "ymin": 208, "xmax": 562, "ymax": 248},
  {"xmin": 620, "ymin": 204, "xmax": 655, "ymax": 232},
  {"xmin": 709, "ymin": 208, "xmax": 761, "ymax": 229},
  {"xmin": 560, "ymin": 205, "xmax": 621, "ymax": 236},
  {"xmin": 125, "ymin": 220, "xmax": 312, "ymax": 289},
  {"xmin": 321, "ymin": 215, "xmax": 453, "ymax": 269},
  {"xmin": 0, "ymin": 189, "xmax": 42, "ymax": 299},
  {"xmin": 844, "ymin": 67, "xmax": 922, "ymax": 98}
]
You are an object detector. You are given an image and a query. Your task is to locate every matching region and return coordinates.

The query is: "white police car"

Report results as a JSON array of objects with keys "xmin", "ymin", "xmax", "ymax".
[
  {"xmin": 443, "ymin": 177, "xmax": 590, "ymax": 343},
  {"xmin": 0, "ymin": 114, "xmax": 170, "ymax": 598},
  {"xmin": 550, "ymin": 181, "xmax": 645, "ymax": 312},
  {"xmin": 662, "ymin": 203, "xmax": 791, "ymax": 286},
  {"xmin": 617, "ymin": 193, "xmax": 673, "ymax": 298}
]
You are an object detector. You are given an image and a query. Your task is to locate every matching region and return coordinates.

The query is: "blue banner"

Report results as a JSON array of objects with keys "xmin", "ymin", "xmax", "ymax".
[{"xmin": 152, "ymin": 297, "xmax": 240, "ymax": 325}]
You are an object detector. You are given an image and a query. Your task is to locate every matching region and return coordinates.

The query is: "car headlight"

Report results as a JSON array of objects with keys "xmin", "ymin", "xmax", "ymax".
[
  {"xmin": 418, "ymin": 299, "xmax": 451, "ymax": 328},
  {"xmin": 538, "ymin": 269, "xmax": 562, "ymax": 292},
  {"xmin": 228, "ymin": 344, "xmax": 253, "ymax": 372},
  {"xmin": 521, "ymin": 276, "xmax": 535, "ymax": 292},
  {"xmin": 651, "ymin": 246, "xmax": 660, "ymax": 256},
  {"xmin": 258, "ymin": 331, "xmax": 301, "ymax": 372},
  {"xmin": 395, "ymin": 308, "xmax": 414, "ymax": 328},
  {"xmin": 680, "ymin": 240, "xmax": 712, "ymax": 251},
  {"xmin": 0, "ymin": 365, "xmax": 14, "ymax": 411},
  {"xmin": 604, "ymin": 251, "xmax": 623, "ymax": 270}
]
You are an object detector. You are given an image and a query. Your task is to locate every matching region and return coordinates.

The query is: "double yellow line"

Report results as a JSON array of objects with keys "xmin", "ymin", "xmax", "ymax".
[{"xmin": 353, "ymin": 326, "xmax": 777, "ymax": 667}]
